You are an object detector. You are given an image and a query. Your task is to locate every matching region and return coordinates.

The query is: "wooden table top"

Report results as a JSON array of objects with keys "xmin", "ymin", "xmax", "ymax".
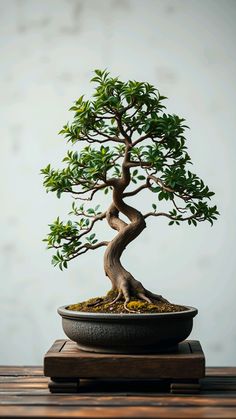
[{"xmin": 0, "ymin": 366, "xmax": 236, "ymax": 418}]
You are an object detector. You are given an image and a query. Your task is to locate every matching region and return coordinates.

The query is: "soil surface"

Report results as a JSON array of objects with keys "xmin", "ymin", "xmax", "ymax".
[{"xmin": 68, "ymin": 290, "xmax": 188, "ymax": 314}]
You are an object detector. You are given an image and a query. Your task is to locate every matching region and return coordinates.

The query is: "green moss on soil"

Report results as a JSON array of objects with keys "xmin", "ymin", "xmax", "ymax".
[{"xmin": 67, "ymin": 290, "xmax": 187, "ymax": 314}]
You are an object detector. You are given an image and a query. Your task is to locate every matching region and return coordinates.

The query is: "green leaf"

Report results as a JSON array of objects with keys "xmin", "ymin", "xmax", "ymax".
[
  {"xmin": 87, "ymin": 208, "xmax": 95, "ymax": 214},
  {"xmin": 158, "ymin": 191, "xmax": 164, "ymax": 201}
]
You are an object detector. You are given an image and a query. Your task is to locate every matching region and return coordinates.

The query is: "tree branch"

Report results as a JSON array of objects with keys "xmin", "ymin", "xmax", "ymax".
[
  {"xmin": 126, "ymin": 161, "xmax": 152, "ymax": 168},
  {"xmin": 131, "ymin": 132, "xmax": 167, "ymax": 147},
  {"xmin": 148, "ymin": 175, "xmax": 174, "ymax": 193},
  {"xmin": 148, "ymin": 175, "xmax": 193, "ymax": 201},
  {"xmin": 75, "ymin": 134, "xmax": 122, "ymax": 144},
  {"xmin": 72, "ymin": 183, "xmax": 107, "ymax": 200},
  {"xmin": 95, "ymin": 114, "xmax": 114, "ymax": 120},
  {"xmin": 172, "ymin": 199, "xmax": 187, "ymax": 214},
  {"xmin": 123, "ymin": 183, "xmax": 149, "ymax": 197},
  {"xmin": 132, "ymin": 133, "xmax": 151, "ymax": 147},
  {"xmin": 144, "ymin": 211, "xmax": 204, "ymax": 222},
  {"xmin": 128, "ymin": 104, "xmax": 143, "ymax": 120},
  {"xmin": 92, "ymin": 127, "xmax": 124, "ymax": 143},
  {"xmin": 115, "ymin": 112, "xmax": 132, "ymax": 144},
  {"xmin": 66, "ymin": 240, "xmax": 109, "ymax": 261},
  {"xmin": 77, "ymin": 211, "xmax": 107, "ymax": 240}
]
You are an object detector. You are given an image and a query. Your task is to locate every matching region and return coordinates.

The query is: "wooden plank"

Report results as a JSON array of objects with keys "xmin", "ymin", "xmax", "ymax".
[
  {"xmin": 45, "ymin": 340, "xmax": 67, "ymax": 354},
  {"xmin": 1, "ymin": 405, "xmax": 236, "ymax": 418},
  {"xmin": 1, "ymin": 374, "xmax": 236, "ymax": 394},
  {"xmin": 0, "ymin": 377, "xmax": 48, "ymax": 383},
  {"xmin": 206, "ymin": 367, "xmax": 236, "ymax": 377},
  {"xmin": 0, "ymin": 390, "xmax": 50, "ymax": 395},
  {"xmin": 2, "ymin": 394, "xmax": 236, "ymax": 407},
  {"xmin": 0, "ymin": 379, "xmax": 236, "ymax": 418},
  {"xmin": 0, "ymin": 367, "xmax": 43, "ymax": 376},
  {"xmin": 0, "ymin": 366, "xmax": 235, "ymax": 377},
  {"xmin": 44, "ymin": 340, "xmax": 205, "ymax": 379},
  {"xmin": 45, "ymin": 357, "xmax": 204, "ymax": 379},
  {"xmin": 7, "ymin": 368, "xmax": 229, "ymax": 385},
  {"xmin": 0, "ymin": 375, "xmax": 48, "ymax": 391}
]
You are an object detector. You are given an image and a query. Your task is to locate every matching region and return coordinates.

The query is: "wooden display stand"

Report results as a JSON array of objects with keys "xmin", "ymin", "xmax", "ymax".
[{"xmin": 44, "ymin": 339, "xmax": 205, "ymax": 394}]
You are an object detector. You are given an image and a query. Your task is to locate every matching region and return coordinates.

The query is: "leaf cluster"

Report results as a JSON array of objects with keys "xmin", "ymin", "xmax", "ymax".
[
  {"xmin": 43, "ymin": 214, "xmax": 99, "ymax": 270},
  {"xmin": 59, "ymin": 69, "xmax": 168, "ymax": 144},
  {"xmin": 41, "ymin": 144, "xmax": 122, "ymax": 197}
]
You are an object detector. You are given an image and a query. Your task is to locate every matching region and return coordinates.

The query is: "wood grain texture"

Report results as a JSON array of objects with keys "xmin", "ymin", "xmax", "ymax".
[
  {"xmin": 1, "ymin": 366, "xmax": 236, "ymax": 418},
  {"xmin": 1, "ymin": 405, "xmax": 236, "ymax": 418},
  {"xmin": 44, "ymin": 340, "xmax": 205, "ymax": 380},
  {"xmin": 0, "ymin": 366, "xmax": 43, "ymax": 376},
  {"xmin": 2, "ymin": 394, "xmax": 236, "ymax": 406}
]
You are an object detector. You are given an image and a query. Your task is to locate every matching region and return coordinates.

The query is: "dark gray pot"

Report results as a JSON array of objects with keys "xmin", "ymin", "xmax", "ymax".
[{"xmin": 58, "ymin": 305, "xmax": 198, "ymax": 354}]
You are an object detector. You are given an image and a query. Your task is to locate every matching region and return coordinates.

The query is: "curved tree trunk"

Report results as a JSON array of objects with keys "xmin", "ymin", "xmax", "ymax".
[
  {"xmin": 104, "ymin": 186, "xmax": 168, "ymax": 307},
  {"xmin": 103, "ymin": 145, "xmax": 169, "ymax": 310},
  {"xmin": 104, "ymin": 201, "xmax": 146, "ymax": 299}
]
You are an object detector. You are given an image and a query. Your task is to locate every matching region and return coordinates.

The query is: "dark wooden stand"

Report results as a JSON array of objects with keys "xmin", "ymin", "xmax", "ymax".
[{"xmin": 44, "ymin": 339, "xmax": 205, "ymax": 394}]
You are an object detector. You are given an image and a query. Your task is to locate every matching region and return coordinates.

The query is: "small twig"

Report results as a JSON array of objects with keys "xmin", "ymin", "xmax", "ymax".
[
  {"xmin": 73, "ymin": 184, "xmax": 107, "ymax": 201},
  {"xmin": 123, "ymin": 183, "xmax": 149, "ymax": 198},
  {"xmin": 172, "ymin": 199, "xmax": 187, "ymax": 214}
]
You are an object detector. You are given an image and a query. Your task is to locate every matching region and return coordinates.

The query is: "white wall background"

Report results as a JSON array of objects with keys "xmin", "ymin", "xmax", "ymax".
[{"xmin": 0, "ymin": 0, "xmax": 235, "ymax": 366}]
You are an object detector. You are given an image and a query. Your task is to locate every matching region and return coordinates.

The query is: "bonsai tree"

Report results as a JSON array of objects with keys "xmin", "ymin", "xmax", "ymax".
[{"xmin": 41, "ymin": 69, "xmax": 218, "ymax": 312}]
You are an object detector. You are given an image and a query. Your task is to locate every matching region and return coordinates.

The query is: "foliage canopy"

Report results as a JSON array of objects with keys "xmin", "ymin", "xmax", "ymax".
[{"xmin": 42, "ymin": 69, "xmax": 218, "ymax": 271}]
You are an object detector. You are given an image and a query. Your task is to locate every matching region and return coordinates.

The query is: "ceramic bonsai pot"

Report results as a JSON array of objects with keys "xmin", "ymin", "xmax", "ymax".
[{"xmin": 58, "ymin": 305, "xmax": 198, "ymax": 354}]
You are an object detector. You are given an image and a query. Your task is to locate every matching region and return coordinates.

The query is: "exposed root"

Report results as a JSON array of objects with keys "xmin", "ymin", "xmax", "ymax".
[
  {"xmin": 137, "ymin": 292, "xmax": 152, "ymax": 304},
  {"xmin": 120, "ymin": 282, "xmax": 130, "ymax": 305},
  {"xmin": 108, "ymin": 288, "xmax": 150, "ymax": 313},
  {"xmin": 87, "ymin": 298, "xmax": 103, "ymax": 307},
  {"xmin": 68, "ymin": 288, "xmax": 186, "ymax": 314},
  {"xmin": 108, "ymin": 291, "xmax": 122, "ymax": 305},
  {"xmin": 107, "ymin": 277, "xmax": 170, "ymax": 313},
  {"xmin": 85, "ymin": 280, "xmax": 171, "ymax": 315},
  {"xmin": 124, "ymin": 301, "xmax": 139, "ymax": 313},
  {"xmin": 145, "ymin": 290, "xmax": 170, "ymax": 304}
]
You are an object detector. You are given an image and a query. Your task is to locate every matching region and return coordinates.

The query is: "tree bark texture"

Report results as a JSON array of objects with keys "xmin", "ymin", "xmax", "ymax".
[{"xmin": 103, "ymin": 145, "xmax": 168, "ymax": 308}]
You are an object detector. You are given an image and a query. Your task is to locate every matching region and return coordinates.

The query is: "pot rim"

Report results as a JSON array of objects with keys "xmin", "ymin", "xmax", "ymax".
[{"xmin": 58, "ymin": 304, "xmax": 198, "ymax": 320}]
